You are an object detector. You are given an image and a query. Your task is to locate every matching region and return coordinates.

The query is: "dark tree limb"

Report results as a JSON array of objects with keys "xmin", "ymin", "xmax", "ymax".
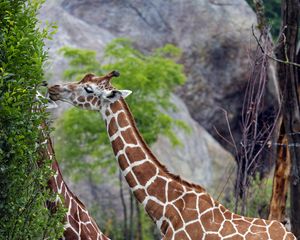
[
  {"xmin": 268, "ymin": 124, "xmax": 291, "ymax": 222},
  {"xmin": 276, "ymin": 0, "xmax": 300, "ymax": 237}
]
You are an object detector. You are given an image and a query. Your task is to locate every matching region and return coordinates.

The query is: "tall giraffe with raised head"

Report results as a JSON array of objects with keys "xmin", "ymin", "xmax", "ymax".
[
  {"xmin": 40, "ymin": 125, "xmax": 109, "ymax": 240},
  {"xmin": 48, "ymin": 72, "xmax": 296, "ymax": 239}
]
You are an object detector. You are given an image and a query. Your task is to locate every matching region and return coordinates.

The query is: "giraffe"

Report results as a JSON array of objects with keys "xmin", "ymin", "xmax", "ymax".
[
  {"xmin": 48, "ymin": 71, "xmax": 296, "ymax": 240},
  {"xmin": 39, "ymin": 123, "xmax": 110, "ymax": 240}
]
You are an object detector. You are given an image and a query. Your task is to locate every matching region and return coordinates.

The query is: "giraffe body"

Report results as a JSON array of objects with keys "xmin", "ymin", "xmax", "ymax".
[
  {"xmin": 48, "ymin": 72, "xmax": 296, "ymax": 240},
  {"xmin": 42, "ymin": 132, "xmax": 109, "ymax": 240}
]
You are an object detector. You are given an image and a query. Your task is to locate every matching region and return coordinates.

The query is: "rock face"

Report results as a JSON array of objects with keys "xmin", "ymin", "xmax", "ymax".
[
  {"xmin": 152, "ymin": 95, "xmax": 235, "ymax": 195},
  {"xmin": 57, "ymin": 0, "xmax": 257, "ymax": 151}
]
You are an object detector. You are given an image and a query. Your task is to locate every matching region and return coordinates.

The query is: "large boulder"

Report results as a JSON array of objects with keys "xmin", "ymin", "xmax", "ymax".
[
  {"xmin": 57, "ymin": 0, "xmax": 257, "ymax": 151},
  {"xmin": 152, "ymin": 94, "xmax": 235, "ymax": 195}
]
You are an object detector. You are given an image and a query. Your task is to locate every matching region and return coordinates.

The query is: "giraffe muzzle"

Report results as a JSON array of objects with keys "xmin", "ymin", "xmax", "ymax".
[{"xmin": 48, "ymin": 85, "xmax": 61, "ymax": 101}]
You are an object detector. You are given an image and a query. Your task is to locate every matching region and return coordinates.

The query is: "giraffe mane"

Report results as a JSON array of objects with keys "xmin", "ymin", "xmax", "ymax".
[{"xmin": 119, "ymin": 98, "xmax": 206, "ymax": 193}]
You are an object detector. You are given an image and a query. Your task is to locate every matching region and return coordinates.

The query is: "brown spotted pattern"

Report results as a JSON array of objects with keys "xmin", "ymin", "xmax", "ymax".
[
  {"xmin": 99, "ymin": 99, "xmax": 296, "ymax": 240},
  {"xmin": 48, "ymin": 73, "xmax": 296, "ymax": 240},
  {"xmin": 45, "ymin": 138, "xmax": 109, "ymax": 240}
]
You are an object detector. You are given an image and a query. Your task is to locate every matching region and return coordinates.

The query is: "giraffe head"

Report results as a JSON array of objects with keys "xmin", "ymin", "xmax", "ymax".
[{"xmin": 48, "ymin": 71, "xmax": 131, "ymax": 111}]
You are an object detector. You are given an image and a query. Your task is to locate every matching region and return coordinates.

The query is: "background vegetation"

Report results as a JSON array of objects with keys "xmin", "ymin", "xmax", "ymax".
[{"xmin": 0, "ymin": 1, "xmax": 65, "ymax": 239}]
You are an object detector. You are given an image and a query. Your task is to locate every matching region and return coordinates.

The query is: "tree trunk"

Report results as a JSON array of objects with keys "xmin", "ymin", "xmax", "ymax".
[
  {"xmin": 118, "ymin": 170, "xmax": 128, "ymax": 240},
  {"xmin": 276, "ymin": 0, "xmax": 300, "ymax": 236},
  {"xmin": 129, "ymin": 191, "xmax": 134, "ymax": 240},
  {"xmin": 135, "ymin": 200, "xmax": 143, "ymax": 240},
  {"xmin": 268, "ymin": 125, "xmax": 291, "ymax": 221}
]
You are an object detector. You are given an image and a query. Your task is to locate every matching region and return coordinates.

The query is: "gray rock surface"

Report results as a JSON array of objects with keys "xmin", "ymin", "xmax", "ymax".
[
  {"xmin": 152, "ymin": 94, "xmax": 235, "ymax": 194},
  {"xmin": 56, "ymin": 0, "xmax": 257, "ymax": 151}
]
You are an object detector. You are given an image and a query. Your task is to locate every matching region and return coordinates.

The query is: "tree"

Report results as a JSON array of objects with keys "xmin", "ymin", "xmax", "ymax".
[
  {"xmin": 55, "ymin": 38, "xmax": 187, "ymax": 239},
  {"xmin": 0, "ymin": 1, "xmax": 65, "ymax": 239},
  {"xmin": 247, "ymin": 0, "xmax": 300, "ymax": 236},
  {"xmin": 275, "ymin": 0, "xmax": 300, "ymax": 236}
]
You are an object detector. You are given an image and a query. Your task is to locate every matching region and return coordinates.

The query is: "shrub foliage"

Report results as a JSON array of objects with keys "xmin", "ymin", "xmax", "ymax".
[{"xmin": 0, "ymin": 1, "xmax": 65, "ymax": 239}]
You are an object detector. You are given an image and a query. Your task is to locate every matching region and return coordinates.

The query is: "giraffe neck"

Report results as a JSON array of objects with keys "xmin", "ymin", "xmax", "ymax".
[
  {"xmin": 100, "ymin": 100, "xmax": 296, "ymax": 239},
  {"xmin": 45, "ymin": 138, "xmax": 109, "ymax": 240},
  {"xmin": 101, "ymin": 99, "xmax": 209, "ymax": 232}
]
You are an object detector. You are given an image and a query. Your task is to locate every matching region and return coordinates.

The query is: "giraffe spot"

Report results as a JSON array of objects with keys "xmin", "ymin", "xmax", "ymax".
[
  {"xmin": 145, "ymin": 199, "xmax": 164, "ymax": 221},
  {"xmin": 78, "ymin": 96, "xmax": 85, "ymax": 102},
  {"xmin": 220, "ymin": 220, "xmax": 236, "ymax": 236},
  {"xmin": 86, "ymin": 222, "xmax": 98, "ymax": 237},
  {"xmin": 166, "ymin": 204, "xmax": 184, "ymax": 230},
  {"xmin": 186, "ymin": 221, "xmax": 203, "ymax": 239},
  {"xmin": 204, "ymin": 233, "xmax": 221, "ymax": 240},
  {"xmin": 108, "ymin": 117, "xmax": 118, "ymax": 137},
  {"xmin": 167, "ymin": 180, "xmax": 184, "ymax": 201},
  {"xmin": 92, "ymin": 97, "xmax": 98, "ymax": 105},
  {"xmin": 125, "ymin": 146, "xmax": 146, "ymax": 163},
  {"xmin": 87, "ymin": 95, "xmax": 93, "ymax": 101},
  {"xmin": 96, "ymin": 99, "xmax": 101, "ymax": 106},
  {"xmin": 269, "ymin": 221, "xmax": 285, "ymax": 240},
  {"xmin": 125, "ymin": 172, "xmax": 138, "ymax": 188},
  {"xmin": 252, "ymin": 218, "xmax": 266, "ymax": 226},
  {"xmin": 174, "ymin": 198, "xmax": 184, "ymax": 212},
  {"xmin": 81, "ymin": 224, "xmax": 95, "ymax": 239},
  {"xmin": 232, "ymin": 219, "xmax": 251, "ymax": 235},
  {"xmin": 84, "ymin": 102, "xmax": 91, "ymax": 109},
  {"xmin": 78, "ymin": 103, "xmax": 84, "ymax": 108},
  {"xmin": 200, "ymin": 210, "xmax": 221, "ymax": 232},
  {"xmin": 183, "ymin": 192, "xmax": 197, "ymax": 209},
  {"xmin": 121, "ymin": 128, "xmax": 137, "ymax": 145},
  {"xmin": 164, "ymin": 228, "xmax": 174, "ymax": 239},
  {"xmin": 65, "ymin": 192, "xmax": 71, "ymax": 206},
  {"xmin": 64, "ymin": 227, "xmax": 79, "ymax": 239},
  {"xmin": 70, "ymin": 199, "xmax": 78, "ymax": 221},
  {"xmin": 133, "ymin": 188, "xmax": 147, "ymax": 203},
  {"xmin": 68, "ymin": 215, "xmax": 79, "ymax": 233},
  {"xmin": 146, "ymin": 177, "xmax": 167, "ymax": 203},
  {"xmin": 111, "ymin": 136, "xmax": 124, "ymax": 155},
  {"xmin": 78, "ymin": 206, "xmax": 90, "ymax": 223},
  {"xmin": 174, "ymin": 230, "xmax": 190, "ymax": 240},
  {"xmin": 132, "ymin": 161, "xmax": 156, "ymax": 186},
  {"xmin": 199, "ymin": 194, "xmax": 214, "ymax": 213},
  {"xmin": 212, "ymin": 208, "xmax": 225, "ymax": 223},
  {"xmin": 181, "ymin": 208, "xmax": 198, "ymax": 222},
  {"xmin": 118, "ymin": 154, "xmax": 129, "ymax": 170},
  {"xmin": 117, "ymin": 112, "xmax": 128, "ymax": 128},
  {"xmin": 223, "ymin": 210, "xmax": 232, "ymax": 220},
  {"xmin": 110, "ymin": 101, "xmax": 123, "ymax": 113},
  {"xmin": 160, "ymin": 220, "xmax": 169, "ymax": 234}
]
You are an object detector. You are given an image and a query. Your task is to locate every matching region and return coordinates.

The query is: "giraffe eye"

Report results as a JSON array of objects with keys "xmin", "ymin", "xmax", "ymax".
[{"xmin": 84, "ymin": 86, "xmax": 94, "ymax": 94}]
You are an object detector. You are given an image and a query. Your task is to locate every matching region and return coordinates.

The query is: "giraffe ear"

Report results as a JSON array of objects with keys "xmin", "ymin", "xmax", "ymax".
[
  {"xmin": 119, "ymin": 90, "xmax": 132, "ymax": 99},
  {"xmin": 103, "ymin": 89, "xmax": 132, "ymax": 102}
]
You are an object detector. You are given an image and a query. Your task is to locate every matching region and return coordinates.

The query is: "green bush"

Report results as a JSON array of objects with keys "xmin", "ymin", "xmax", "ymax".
[{"xmin": 0, "ymin": 1, "xmax": 65, "ymax": 239}]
